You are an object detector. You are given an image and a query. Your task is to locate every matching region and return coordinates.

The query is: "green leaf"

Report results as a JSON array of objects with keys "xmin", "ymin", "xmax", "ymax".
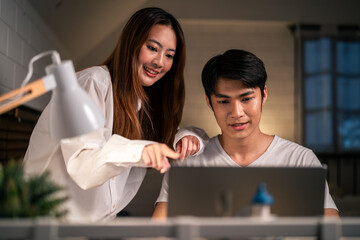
[{"xmin": 0, "ymin": 159, "xmax": 68, "ymax": 219}]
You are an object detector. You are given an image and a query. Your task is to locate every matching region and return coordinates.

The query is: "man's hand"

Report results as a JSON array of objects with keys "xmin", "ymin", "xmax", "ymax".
[
  {"xmin": 176, "ymin": 135, "xmax": 201, "ymax": 161},
  {"xmin": 142, "ymin": 143, "xmax": 180, "ymax": 173}
]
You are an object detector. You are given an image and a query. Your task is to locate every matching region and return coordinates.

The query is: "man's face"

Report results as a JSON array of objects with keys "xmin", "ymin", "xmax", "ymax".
[{"xmin": 207, "ymin": 77, "xmax": 267, "ymax": 141}]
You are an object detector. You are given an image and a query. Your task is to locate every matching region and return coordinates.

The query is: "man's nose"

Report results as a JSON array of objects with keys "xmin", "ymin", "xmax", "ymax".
[{"xmin": 231, "ymin": 101, "xmax": 244, "ymax": 118}]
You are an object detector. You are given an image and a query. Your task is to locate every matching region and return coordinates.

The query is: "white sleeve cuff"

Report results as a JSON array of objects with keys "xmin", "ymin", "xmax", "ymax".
[{"xmin": 174, "ymin": 126, "xmax": 210, "ymax": 156}]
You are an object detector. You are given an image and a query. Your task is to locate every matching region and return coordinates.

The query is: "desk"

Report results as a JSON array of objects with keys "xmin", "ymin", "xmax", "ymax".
[{"xmin": 0, "ymin": 217, "xmax": 359, "ymax": 240}]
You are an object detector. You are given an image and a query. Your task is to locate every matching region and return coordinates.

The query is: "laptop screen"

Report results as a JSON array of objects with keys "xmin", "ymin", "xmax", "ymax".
[{"xmin": 168, "ymin": 167, "xmax": 325, "ymax": 217}]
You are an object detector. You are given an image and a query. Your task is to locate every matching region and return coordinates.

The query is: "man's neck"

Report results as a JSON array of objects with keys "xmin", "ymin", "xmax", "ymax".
[{"xmin": 219, "ymin": 130, "xmax": 274, "ymax": 167}]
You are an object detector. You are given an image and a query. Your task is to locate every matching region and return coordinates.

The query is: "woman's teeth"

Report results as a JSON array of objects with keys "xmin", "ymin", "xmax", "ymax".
[{"xmin": 144, "ymin": 66, "xmax": 157, "ymax": 75}]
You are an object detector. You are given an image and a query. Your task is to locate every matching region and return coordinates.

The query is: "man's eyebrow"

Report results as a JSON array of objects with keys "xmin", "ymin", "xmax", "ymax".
[
  {"xmin": 214, "ymin": 90, "xmax": 255, "ymax": 98},
  {"xmin": 214, "ymin": 93, "xmax": 230, "ymax": 98},
  {"xmin": 148, "ymin": 39, "xmax": 176, "ymax": 52},
  {"xmin": 239, "ymin": 90, "xmax": 255, "ymax": 97}
]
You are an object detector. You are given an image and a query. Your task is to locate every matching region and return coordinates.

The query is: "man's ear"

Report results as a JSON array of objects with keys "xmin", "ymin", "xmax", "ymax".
[
  {"xmin": 205, "ymin": 95, "xmax": 213, "ymax": 110},
  {"xmin": 262, "ymin": 85, "xmax": 268, "ymax": 106}
]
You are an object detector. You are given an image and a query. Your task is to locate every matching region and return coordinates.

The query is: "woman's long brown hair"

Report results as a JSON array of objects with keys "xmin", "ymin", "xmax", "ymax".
[{"xmin": 103, "ymin": 7, "xmax": 185, "ymax": 146}]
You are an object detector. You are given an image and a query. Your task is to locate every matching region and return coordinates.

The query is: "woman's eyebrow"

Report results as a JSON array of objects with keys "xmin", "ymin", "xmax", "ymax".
[{"xmin": 148, "ymin": 39, "xmax": 176, "ymax": 52}]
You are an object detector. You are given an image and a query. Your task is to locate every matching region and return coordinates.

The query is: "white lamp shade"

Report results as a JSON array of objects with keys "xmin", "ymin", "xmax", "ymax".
[{"xmin": 46, "ymin": 60, "xmax": 105, "ymax": 140}]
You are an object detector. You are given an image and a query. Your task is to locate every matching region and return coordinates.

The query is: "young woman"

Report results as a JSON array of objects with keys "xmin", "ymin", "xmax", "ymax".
[{"xmin": 24, "ymin": 7, "xmax": 204, "ymax": 222}]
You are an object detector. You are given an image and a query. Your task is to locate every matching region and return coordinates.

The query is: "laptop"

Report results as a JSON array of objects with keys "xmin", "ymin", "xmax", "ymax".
[{"xmin": 167, "ymin": 167, "xmax": 326, "ymax": 217}]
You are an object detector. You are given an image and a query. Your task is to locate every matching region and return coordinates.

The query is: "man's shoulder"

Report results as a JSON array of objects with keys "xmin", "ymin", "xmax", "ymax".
[
  {"xmin": 273, "ymin": 135, "xmax": 312, "ymax": 153},
  {"xmin": 266, "ymin": 135, "xmax": 319, "ymax": 166}
]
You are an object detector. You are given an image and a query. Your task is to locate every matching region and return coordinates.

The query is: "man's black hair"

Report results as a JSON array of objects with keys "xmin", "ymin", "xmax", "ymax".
[{"xmin": 201, "ymin": 49, "xmax": 267, "ymax": 107}]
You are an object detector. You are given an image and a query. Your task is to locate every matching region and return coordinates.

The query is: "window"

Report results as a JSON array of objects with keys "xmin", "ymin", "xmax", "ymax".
[{"xmin": 301, "ymin": 32, "xmax": 360, "ymax": 153}]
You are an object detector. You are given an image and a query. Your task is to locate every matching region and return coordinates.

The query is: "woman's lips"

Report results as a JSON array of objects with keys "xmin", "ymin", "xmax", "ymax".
[{"xmin": 144, "ymin": 66, "xmax": 159, "ymax": 77}]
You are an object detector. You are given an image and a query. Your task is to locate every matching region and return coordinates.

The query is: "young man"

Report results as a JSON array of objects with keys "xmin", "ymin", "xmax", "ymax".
[{"xmin": 153, "ymin": 49, "xmax": 339, "ymax": 218}]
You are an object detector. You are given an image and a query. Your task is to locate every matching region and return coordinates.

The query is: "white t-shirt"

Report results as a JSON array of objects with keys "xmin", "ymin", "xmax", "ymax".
[
  {"xmin": 156, "ymin": 135, "xmax": 338, "ymax": 210},
  {"xmin": 24, "ymin": 66, "xmax": 205, "ymax": 222}
]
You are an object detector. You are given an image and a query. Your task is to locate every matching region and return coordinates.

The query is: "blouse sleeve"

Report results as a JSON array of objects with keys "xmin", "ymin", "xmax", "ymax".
[
  {"xmin": 25, "ymin": 67, "xmax": 155, "ymax": 190},
  {"xmin": 58, "ymin": 68, "xmax": 155, "ymax": 190},
  {"xmin": 60, "ymin": 129, "xmax": 154, "ymax": 190}
]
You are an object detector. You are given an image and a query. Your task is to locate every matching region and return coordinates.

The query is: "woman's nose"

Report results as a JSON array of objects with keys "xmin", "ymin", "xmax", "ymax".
[{"xmin": 152, "ymin": 53, "xmax": 164, "ymax": 68}]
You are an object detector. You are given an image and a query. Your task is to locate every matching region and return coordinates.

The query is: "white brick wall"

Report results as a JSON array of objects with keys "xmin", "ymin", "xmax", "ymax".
[
  {"xmin": 0, "ymin": 0, "xmax": 69, "ymax": 111},
  {"xmin": 180, "ymin": 20, "xmax": 295, "ymax": 141}
]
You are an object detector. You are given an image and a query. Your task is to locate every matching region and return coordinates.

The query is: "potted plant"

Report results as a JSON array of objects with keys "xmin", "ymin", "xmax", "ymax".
[{"xmin": 0, "ymin": 159, "xmax": 68, "ymax": 218}]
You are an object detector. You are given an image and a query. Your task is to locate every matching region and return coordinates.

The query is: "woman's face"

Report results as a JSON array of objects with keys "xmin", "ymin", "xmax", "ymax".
[{"xmin": 137, "ymin": 24, "xmax": 177, "ymax": 86}]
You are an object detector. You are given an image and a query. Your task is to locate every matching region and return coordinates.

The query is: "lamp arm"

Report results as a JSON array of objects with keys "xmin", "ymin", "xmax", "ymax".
[
  {"xmin": 0, "ymin": 49, "xmax": 104, "ymax": 140},
  {"xmin": 0, "ymin": 75, "xmax": 56, "ymax": 114},
  {"xmin": 0, "ymin": 50, "xmax": 60, "ymax": 115}
]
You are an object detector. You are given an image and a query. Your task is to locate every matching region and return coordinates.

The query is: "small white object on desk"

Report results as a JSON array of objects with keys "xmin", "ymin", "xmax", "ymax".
[{"xmin": 251, "ymin": 182, "xmax": 275, "ymax": 221}]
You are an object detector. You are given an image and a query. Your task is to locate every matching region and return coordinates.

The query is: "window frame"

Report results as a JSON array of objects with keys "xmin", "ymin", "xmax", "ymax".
[{"xmin": 295, "ymin": 27, "xmax": 360, "ymax": 154}]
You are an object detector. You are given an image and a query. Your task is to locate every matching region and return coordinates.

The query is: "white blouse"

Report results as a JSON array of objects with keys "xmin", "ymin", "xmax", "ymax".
[{"xmin": 24, "ymin": 66, "xmax": 206, "ymax": 222}]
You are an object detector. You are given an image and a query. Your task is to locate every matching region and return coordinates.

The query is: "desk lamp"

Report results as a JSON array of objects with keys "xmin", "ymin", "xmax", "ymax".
[{"xmin": 0, "ymin": 51, "xmax": 105, "ymax": 139}]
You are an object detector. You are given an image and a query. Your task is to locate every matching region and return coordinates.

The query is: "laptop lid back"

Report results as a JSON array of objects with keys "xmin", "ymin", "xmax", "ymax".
[{"xmin": 168, "ymin": 167, "xmax": 325, "ymax": 217}]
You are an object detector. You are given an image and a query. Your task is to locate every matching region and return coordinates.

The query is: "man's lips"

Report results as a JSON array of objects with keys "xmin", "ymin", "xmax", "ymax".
[{"xmin": 230, "ymin": 122, "xmax": 248, "ymax": 130}]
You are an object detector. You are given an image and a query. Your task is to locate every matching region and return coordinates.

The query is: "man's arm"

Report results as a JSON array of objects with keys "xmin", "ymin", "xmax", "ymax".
[
  {"xmin": 324, "ymin": 208, "xmax": 339, "ymax": 217},
  {"xmin": 152, "ymin": 202, "xmax": 168, "ymax": 219}
]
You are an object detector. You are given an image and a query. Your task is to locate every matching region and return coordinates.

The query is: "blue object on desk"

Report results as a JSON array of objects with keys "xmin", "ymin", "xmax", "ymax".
[{"xmin": 251, "ymin": 183, "xmax": 274, "ymax": 205}]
